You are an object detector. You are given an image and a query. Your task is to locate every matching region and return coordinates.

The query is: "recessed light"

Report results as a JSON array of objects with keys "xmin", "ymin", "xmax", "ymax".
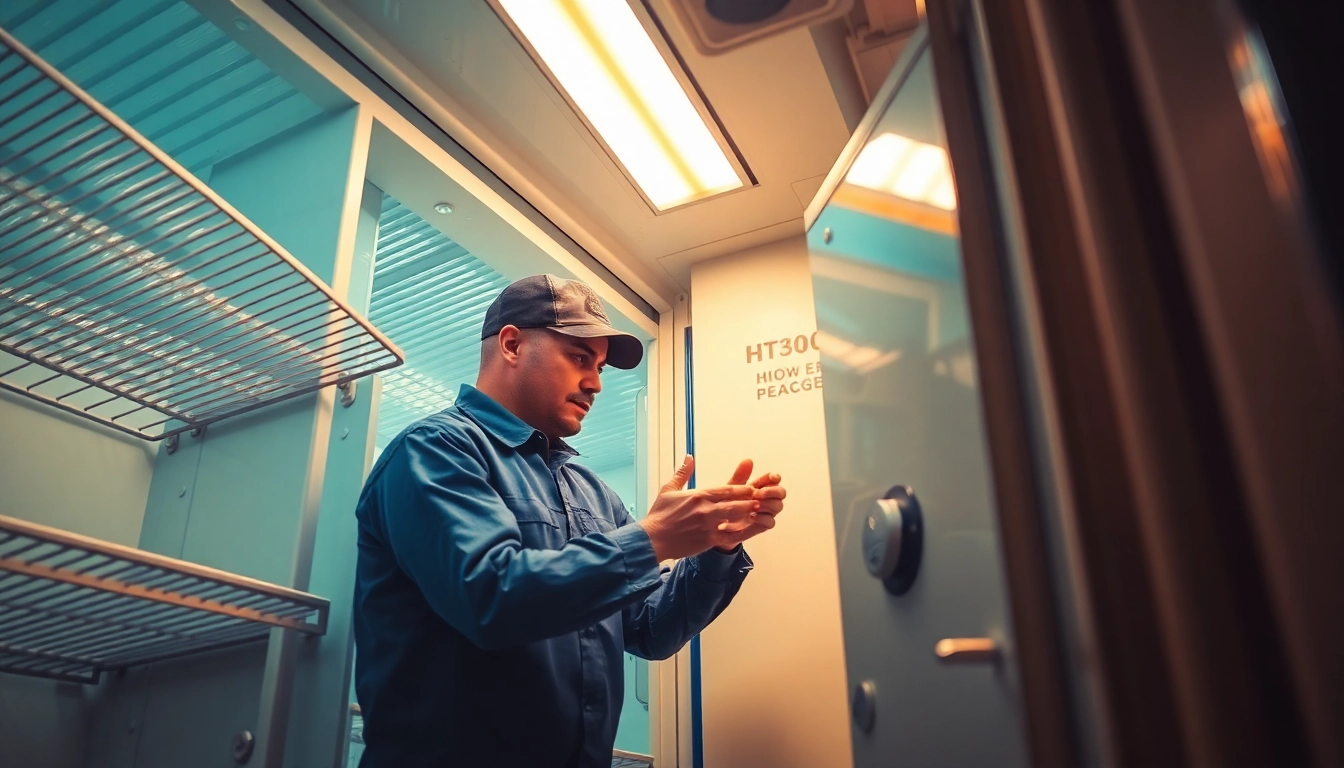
[{"xmin": 433, "ymin": 203, "xmax": 454, "ymax": 215}]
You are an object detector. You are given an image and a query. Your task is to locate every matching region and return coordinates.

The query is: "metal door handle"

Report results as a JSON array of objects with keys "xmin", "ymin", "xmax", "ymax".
[
  {"xmin": 634, "ymin": 655, "xmax": 649, "ymax": 710},
  {"xmin": 935, "ymin": 638, "xmax": 999, "ymax": 663}
]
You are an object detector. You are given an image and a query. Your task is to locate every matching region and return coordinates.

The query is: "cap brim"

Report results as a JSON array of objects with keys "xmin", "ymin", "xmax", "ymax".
[{"xmin": 549, "ymin": 325, "xmax": 644, "ymax": 369}]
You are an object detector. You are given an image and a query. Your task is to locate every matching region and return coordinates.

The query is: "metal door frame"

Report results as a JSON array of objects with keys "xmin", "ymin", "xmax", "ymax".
[
  {"xmin": 926, "ymin": 0, "xmax": 1344, "ymax": 765},
  {"xmin": 807, "ymin": 17, "xmax": 1089, "ymax": 767},
  {"xmin": 922, "ymin": 4, "xmax": 1092, "ymax": 766}
]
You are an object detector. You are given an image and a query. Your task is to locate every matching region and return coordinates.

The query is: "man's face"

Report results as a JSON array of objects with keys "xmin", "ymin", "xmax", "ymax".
[{"xmin": 516, "ymin": 329, "xmax": 607, "ymax": 440}]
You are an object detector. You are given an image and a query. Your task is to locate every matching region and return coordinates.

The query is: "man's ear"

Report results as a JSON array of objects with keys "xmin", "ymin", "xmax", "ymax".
[{"xmin": 498, "ymin": 325, "xmax": 524, "ymax": 365}]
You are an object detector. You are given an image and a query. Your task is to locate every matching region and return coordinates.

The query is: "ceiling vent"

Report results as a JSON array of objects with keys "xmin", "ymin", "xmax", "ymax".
[{"xmin": 663, "ymin": 0, "xmax": 854, "ymax": 55}]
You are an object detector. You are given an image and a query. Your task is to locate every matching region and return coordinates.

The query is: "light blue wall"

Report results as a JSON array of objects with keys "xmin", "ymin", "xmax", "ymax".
[
  {"xmin": 81, "ymin": 108, "xmax": 369, "ymax": 768},
  {"xmin": 0, "ymin": 0, "xmax": 325, "ymax": 181},
  {"xmin": 137, "ymin": 108, "xmax": 363, "ymax": 573},
  {"xmin": 0, "ymin": 394, "xmax": 148, "ymax": 768},
  {"xmin": 0, "ymin": 4, "xmax": 375, "ymax": 767},
  {"xmin": 0, "ymin": 394, "xmax": 155, "ymax": 543},
  {"xmin": 591, "ymin": 385, "xmax": 651, "ymax": 758},
  {"xmin": 285, "ymin": 181, "xmax": 384, "ymax": 768},
  {"xmin": 597, "ymin": 464, "xmax": 638, "ymax": 518},
  {"xmin": 596, "ymin": 461, "xmax": 652, "ymax": 756}
]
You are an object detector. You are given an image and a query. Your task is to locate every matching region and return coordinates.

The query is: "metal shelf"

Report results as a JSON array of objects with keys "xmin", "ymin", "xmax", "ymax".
[
  {"xmin": 0, "ymin": 26, "xmax": 403, "ymax": 440},
  {"xmin": 0, "ymin": 514, "xmax": 329, "ymax": 684}
]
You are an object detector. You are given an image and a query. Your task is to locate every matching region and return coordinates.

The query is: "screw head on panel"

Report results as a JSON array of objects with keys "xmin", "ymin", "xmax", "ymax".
[
  {"xmin": 823, "ymin": 227, "xmax": 833, "ymax": 243},
  {"xmin": 851, "ymin": 680, "xmax": 877, "ymax": 732},
  {"xmin": 231, "ymin": 730, "xmax": 254, "ymax": 764}
]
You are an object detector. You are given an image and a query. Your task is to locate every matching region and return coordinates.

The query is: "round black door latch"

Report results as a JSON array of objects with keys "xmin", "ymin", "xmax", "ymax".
[{"xmin": 861, "ymin": 485, "xmax": 925, "ymax": 596}]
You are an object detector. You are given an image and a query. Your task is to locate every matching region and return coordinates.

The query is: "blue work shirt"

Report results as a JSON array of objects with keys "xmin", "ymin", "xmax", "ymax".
[{"xmin": 353, "ymin": 384, "xmax": 753, "ymax": 767}]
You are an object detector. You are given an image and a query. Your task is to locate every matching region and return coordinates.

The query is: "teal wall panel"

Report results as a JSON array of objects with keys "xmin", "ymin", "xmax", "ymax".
[
  {"xmin": 282, "ymin": 182, "xmax": 383, "ymax": 768},
  {"xmin": 0, "ymin": 674, "xmax": 94, "ymax": 768},
  {"xmin": 0, "ymin": 344, "xmax": 154, "ymax": 768},
  {"xmin": 284, "ymin": 377, "xmax": 380, "ymax": 767},
  {"xmin": 139, "ymin": 107, "xmax": 364, "ymax": 579},
  {"xmin": 137, "ymin": 431, "xmax": 205, "ymax": 558},
  {"xmin": 0, "ymin": 0, "xmax": 323, "ymax": 179},
  {"xmin": 107, "ymin": 107, "xmax": 365, "ymax": 767},
  {"xmin": 1, "ymin": 6, "xmax": 367, "ymax": 768},
  {"xmin": 175, "ymin": 399, "xmax": 320, "ymax": 582},
  {"xmin": 0, "ymin": 392, "xmax": 155, "ymax": 545},
  {"xmin": 208, "ymin": 108, "xmax": 363, "ymax": 286},
  {"xmin": 112, "ymin": 645, "xmax": 270, "ymax": 768},
  {"xmin": 602, "ymin": 462, "xmax": 651, "ymax": 757}
]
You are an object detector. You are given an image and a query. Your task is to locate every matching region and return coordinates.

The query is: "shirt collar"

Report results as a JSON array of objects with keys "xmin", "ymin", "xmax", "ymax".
[{"xmin": 454, "ymin": 384, "xmax": 580, "ymax": 457}]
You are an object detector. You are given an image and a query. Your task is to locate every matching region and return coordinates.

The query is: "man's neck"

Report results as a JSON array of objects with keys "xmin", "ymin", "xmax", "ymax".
[
  {"xmin": 473, "ymin": 377, "xmax": 515, "ymax": 416},
  {"xmin": 474, "ymin": 378, "xmax": 560, "ymax": 448}
]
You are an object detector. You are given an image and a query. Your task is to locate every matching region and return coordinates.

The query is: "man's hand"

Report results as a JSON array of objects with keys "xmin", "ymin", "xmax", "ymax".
[
  {"xmin": 714, "ymin": 458, "xmax": 784, "ymax": 552},
  {"xmin": 639, "ymin": 456, "xmax": 786, "ymax": 561}
]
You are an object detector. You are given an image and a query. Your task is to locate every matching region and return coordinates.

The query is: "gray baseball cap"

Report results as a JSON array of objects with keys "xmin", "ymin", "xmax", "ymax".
[{"xmin": 481, "ymin": 275, "xmax": 644, "ymax": 370}]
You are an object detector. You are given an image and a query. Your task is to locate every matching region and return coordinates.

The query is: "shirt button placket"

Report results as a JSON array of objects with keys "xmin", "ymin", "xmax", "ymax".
[{"xmin": 555, "ymin": 466, "xmax": 579, "ymax": 540}]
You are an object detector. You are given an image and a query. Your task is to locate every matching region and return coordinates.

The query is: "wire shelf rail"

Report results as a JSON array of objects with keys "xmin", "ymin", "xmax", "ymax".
[
  {"xmin": 0, "ymin": 513, "xmax": 329, "ymax": 684},
  {"xmin": 0, "ymin": 26, "xmax": 403, "ymax": 440}
]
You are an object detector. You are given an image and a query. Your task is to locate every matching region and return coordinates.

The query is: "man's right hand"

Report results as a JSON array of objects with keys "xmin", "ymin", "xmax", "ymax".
[{"xmin": 639, "ymin": 456, "xmax": 783, "ymax": 561}]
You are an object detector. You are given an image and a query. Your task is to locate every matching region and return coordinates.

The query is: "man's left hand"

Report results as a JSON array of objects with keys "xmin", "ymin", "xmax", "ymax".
[{"xmin": 713, "ymin": 459, "xmax": 785, "ymax": 553}]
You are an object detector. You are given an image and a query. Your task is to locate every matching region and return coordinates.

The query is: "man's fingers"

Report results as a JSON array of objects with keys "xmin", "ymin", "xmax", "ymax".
[
  {"xmin": 661, "ymin": 455, "xmax": 694, "ymax": 493},
  {"xmin": 752, "ymin": 486, "xmax": 786, "ymax": 501},
  {"xmin": 727, "ymin": 459, "xmax": 754, "ymax": 486},
  {"xmin": 718, "ymin": 513, "xmax": 777, "ymax": 534},
  {"xmin": 757, "ymin": 499, "xmax": 784, "ymax": 516},
  {"xmin": 717, "ymin": 516, "xmax": 778, "ymax": 546},
  {"xmin": 703, "ymin": 484, "xmax": 756, "ymax": 501},
  {"xmin": 711, "ymin": 499, "xmax": 759, "ymax": 520},
  {"xmin": 751, "ymin": 472, "xmax": 781, "ymax": 489}
]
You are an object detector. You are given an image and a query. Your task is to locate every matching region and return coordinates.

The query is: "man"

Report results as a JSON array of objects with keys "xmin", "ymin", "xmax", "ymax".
[{"xmin": 353, "ymin": 275, "xmax": 786, "ymax": 767}]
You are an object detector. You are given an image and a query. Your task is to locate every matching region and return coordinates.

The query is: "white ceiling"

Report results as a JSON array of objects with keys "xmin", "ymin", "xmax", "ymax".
[{"xmin": 293, "ymin": 0, "xmax": 918, "ymax": 303}]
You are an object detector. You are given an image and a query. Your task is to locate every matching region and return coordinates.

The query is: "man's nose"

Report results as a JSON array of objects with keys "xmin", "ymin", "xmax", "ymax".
[{"xmin": 583, "ymin": 372, "xmax": 602, "ymax": 394}]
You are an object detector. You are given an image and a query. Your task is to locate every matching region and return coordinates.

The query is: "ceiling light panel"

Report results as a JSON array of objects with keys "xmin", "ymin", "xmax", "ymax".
[{"xmin": 493, "ymin": 0, "xmax": 745, "ymax": 211}]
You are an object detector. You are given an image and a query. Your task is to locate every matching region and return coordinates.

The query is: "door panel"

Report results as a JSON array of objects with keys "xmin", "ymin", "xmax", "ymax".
[{"xmin": 809, "ymin": 35, "xmax": 1029, "ymax": 768}]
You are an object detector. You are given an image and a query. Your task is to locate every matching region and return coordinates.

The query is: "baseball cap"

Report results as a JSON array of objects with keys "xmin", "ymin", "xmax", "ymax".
[{"xmin": 480, "ymin": 275, "xmax": 644, "ymax": 369}]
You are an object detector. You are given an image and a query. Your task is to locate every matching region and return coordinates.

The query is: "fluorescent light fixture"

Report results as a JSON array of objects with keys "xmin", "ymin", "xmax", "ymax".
[
  {"xmin": 815, "ymin": 330, "xmax": 902, "ymax": 375},
  {"xmin": 845, "ymin": 133, "xmax": 957, "ymax": 210},
  {"xmin": 495, "ymin": 0, "xmax": 743, "ymax": 210}
]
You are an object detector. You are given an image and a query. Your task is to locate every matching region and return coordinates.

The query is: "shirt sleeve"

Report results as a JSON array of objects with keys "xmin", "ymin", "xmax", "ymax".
[
  {"xmin": 614, "ymin": 495, "xmax": 754, "ymax": 661},
  {"xmin": 373, "ymin": 425, "xmax": 664, "ymax": 650}
]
